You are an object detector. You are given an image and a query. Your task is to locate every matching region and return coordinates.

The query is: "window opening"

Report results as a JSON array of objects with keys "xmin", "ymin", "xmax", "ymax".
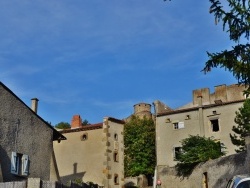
[
  {"xmin": 114, "ymin": 133, "xmax": 118, "ymax": 141},
  {"xmin": 185, "ymin": 115, "xmax": 190, "ymax": 120},
  {"xmin": 173, "ymin": 122, "xmax": 184, "ymax": 130},
  {"xmin": 11, "ymin": 152, "xmax": 29, "ymax": 176},
  {"xmin": 81, "ymin": 133, "xmax": 88, "ymax": 141},
  {"xmin": 173, "ymin": 147, "xmax": 182, "ymax": 159},
  {"xmin": 210, "ymin": 119, "xmax": 219, "ymax": 132},
  {"xmin": 114, "ymin": 174, "xmax": 119, "ymax": 185},
  {"xmin": 173, "ymin": 122, "xmax": 178, "ymax": 129},
  {"xmin": 114, "ymin": 151, "xmax": 119, "ymax": 162}
]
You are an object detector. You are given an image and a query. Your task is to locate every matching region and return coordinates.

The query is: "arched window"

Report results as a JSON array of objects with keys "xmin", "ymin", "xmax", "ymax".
[{"xmin": 81, "ymin": 133, "xmax": 88, "ymax": 141}]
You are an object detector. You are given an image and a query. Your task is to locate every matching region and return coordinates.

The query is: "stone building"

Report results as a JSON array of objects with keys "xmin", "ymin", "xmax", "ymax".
[
  {"xmin": 0, "ymin": 82, "xmax": 65, "ymax": 182},
  {"xmin": 152, "ymin": 83, "xmax": 250, "ymax": 187},
  {"xmin": 124, "ymin": 102, "xmax": 153, "ymax": 122},
  {"xmin": 54, "ymin": 115, "xmax": 124, "ymax": 187},
  {"xmin": 154, "ymin": 84, "xmax": 246, "ymax": 167},
  {"xmin": 157, "ymin": 135, "xmax": 250, "ymax": 188}
]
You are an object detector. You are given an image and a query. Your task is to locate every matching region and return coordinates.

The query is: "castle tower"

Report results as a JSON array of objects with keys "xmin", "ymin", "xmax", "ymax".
[{"xmin": 133, "ymin": 103, "xmax": 152, "ymax": 119}]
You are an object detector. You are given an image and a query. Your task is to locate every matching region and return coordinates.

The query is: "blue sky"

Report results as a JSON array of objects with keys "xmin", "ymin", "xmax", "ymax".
[{"xmin": 1, "ymin": 0, "xmax": 237, "ymax": 125}]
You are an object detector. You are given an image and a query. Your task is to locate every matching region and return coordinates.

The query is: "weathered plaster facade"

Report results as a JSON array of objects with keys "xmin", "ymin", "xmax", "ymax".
[
  {"xmin": 54, "ymin": 116, "xmax": 124, "ymax": 187},
  {"xmin": 0, "ymin": 82, "xmax": 65, "ymax": 182},
  {"xmin": 153, "ymin": 84, "xmax": 249, "ymax": 187},
  {"xmin": 157, "ymin": 135, "xmax": 250, "ymax": 188},
  {"xmin": 154, "ymin": 84, "xmax": 246, "ymax": 167}
]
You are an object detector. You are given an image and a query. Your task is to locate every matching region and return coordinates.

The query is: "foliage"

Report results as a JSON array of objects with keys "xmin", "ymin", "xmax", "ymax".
[
  {"xmin": 82, "ymin": 119, "xmax": 90, "ymax": 126},
  {"xmin": 175, "ymin": 135, "xmax": 226, "ymax": 176},
  {"xmin": 66, "ymin": 178, "xmax": 83, "ymax": 186},
  {"xmin": 124, "ymin": 115, "xmax": 156, "ymax": 177},
  {"xmin": 202, "ymin": 0, "xmax": 250, "ymax": 93},
  {"xmin": 55, "ymin": 122, "xmax": 71, "ymax": 129},
  {"xmin": 66, "ymin": 179, "xmax": 98, "ymax": 187},
  {"xmin": 230, "ymin": 99, "xmax": 250, "ymax": 152}
]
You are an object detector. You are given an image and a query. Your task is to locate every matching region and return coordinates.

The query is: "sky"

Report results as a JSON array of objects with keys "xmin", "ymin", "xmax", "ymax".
[{"xmin": 0, "ymin": 0, "xmax": 237, "ymax": 126}]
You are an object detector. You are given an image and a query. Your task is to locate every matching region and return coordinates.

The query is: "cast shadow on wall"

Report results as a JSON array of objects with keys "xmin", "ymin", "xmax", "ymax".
[{"xmin": 60, "ymin": 163, "xmax": 85, "ymax": 184}]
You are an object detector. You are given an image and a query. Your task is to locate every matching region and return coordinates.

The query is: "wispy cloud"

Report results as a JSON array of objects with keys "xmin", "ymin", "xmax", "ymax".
[{"xmin": 0, "ymin": 0, "xmax": 236, "ymax": 125}]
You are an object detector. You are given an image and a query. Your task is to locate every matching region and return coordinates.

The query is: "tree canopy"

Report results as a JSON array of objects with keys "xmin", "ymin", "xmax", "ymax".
[
  {"xmin": 230, "ymin": 99, "xmax": 250, "ymax": 152},
  {"xmin": 203, "ymin": 0, "xmax": 250, "ymax": 92},
  {"xmin": 82, "ymin": 119, "xmax": 90, "ymax": 126},
  {"xmin": 55, "ymin": 122, "xmax": 71, "ymax": 129},
  {"xmin": 124, "ymin": 115, "xmax": 156, "ymax": 177},
  {"xmin": 175, "ymin": 135, "xmax": 226, "ymax": 176}
]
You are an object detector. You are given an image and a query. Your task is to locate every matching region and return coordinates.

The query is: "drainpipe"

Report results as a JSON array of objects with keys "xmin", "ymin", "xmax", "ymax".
[{"xmin": 152, "ymin": 102, "xmax": 157, "ymax": 188}]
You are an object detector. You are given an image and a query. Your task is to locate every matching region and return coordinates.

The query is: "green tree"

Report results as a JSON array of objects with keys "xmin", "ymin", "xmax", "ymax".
[
  {"xmin": 55, "ymin": 122, "xmax": 71, "ymax": 129},
  {"xmin": 175, "ymin": 135, "xmax": 226, "ymax": 176},
  {"xmin": 124, "ymin": 115, "xmax": 156, "ymax": 178},
  {"xmin": 82, "ymin": 119, "xmax": 90, "ymax": 126},
  {"xmin": 230, "ymin": 99, "xmax": 250, "ymax": 152},
  {"xmin": 203, "ymin": 0, "xmax": 250, "ymax": 93}
]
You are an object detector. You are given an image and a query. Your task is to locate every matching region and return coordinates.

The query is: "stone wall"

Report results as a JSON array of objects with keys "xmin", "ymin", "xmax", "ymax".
[
  {"xmin": 0, "ymin": 83, "xmax": 55, "ymax": 182},
  {"xmin": 157, "ymin": 136, "xmax": 250, "ymax": 188}
]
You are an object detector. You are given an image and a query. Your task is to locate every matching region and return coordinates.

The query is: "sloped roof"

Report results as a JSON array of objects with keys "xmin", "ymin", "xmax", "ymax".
[
  {"xmin": 157, "ymin": 99, "xmax": 245, "ymax": 117},
  {"xmin": 59, "ymin": 117, "xmax": 125, "ymax": 134},
  {"xmin": 59, "ymin": 123, "xmax": 103, "ymax": 134},
  {"xmin": 0, "ymin": 82, "xmax": 66, "ymax": 141}
]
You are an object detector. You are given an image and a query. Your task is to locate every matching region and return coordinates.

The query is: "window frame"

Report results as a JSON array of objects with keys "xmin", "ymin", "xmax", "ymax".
[
  {"xmin": 11, "ymin": 152, "xmax": 29, "ymax": 176},
  {"xmin": 172, "ymin": 121, "xmax": 185, "ymax": 130}
]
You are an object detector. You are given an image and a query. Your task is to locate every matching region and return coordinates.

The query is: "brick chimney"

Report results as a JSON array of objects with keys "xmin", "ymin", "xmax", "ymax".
[
  {"xmin": 31, "ymin": 98, "xmax": 39, "ymax": 113},
  {"xmin": 71, "ymin": 115, "xmax": 82, "ymax": 129}
]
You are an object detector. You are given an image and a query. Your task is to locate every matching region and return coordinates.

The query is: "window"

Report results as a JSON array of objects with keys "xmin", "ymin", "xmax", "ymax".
[
  {"xmin": 113, "ymin": 151, "xmax": 119, "ymax": 162},
  {"xmin": 173, "ymin": 147, "xmax": 182, "ymax": 159},
  {"xmin": 81, "ymin": 133, "xmax": 88, "ymax": 141},
  {"xmin": 210, "ymin": 119, "xmax": 219, "ymax": 132},
  {"xmin": 114, "ymin": 174, "xmax": 119, "ymax": 185},
  {"xmin": 114, "ymin": 133, "xmax": 118, "ymax": 141},
  {"xmin": 11, "ymin": 152, "xmax": 29, "ymax": 176},
  {"xmin": 173, "ymin": 122, "xmax": 184, "ymax": 130}
]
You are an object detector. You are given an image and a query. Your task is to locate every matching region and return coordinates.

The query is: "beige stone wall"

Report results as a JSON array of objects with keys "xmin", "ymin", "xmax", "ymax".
[
  {"xmin": 54, "ymin": 117, "xmax": 125, "ymax": 187},
  {"xmin": 157, "ymin": 136, "xmax": 250, "ymax": 188},
  {"xmin": 156, "ymin": 84, "xmax": 246, "ymax": 167},
  {"xmin": 54, "ymin": 128, "xmax": 105, "ymax": 185},
  {"xmin": 156, "ymin": 102, "xmax": 244, "ymax": 167},
  {"xmin": 0, "ymin": 83, "xmax": 59, "ymax": 182},
  {"xmin": 157, "ymin": 151, "xmax": 248, "ymax": 188},
  {"xmin": 104, "ymin": 117, "xmax": 124, "ymax": 188},
  {"xmin": 156, "ymin": 110, "xmax": 201, "ymax": 167},
  {"xmin": 202, "ymin": 102, "xmax": 243, "ymax": 154}
]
